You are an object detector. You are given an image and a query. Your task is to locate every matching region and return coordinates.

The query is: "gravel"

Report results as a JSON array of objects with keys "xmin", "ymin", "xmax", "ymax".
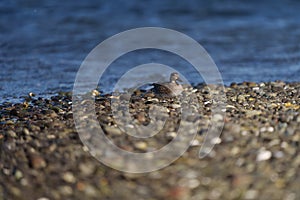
[{"xmin": 0, "ymin": 81, "xmax": 299, "ymax": 200}]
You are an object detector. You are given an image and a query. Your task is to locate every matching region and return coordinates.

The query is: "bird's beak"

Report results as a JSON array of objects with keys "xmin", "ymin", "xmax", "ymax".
[{"xmin": 177, "ymin": 77, "xmax": 183, "ymax": 82}]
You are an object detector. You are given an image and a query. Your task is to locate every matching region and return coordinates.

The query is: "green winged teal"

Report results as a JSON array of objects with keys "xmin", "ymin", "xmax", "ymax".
[{"xmin": 152, "ymin": 72, "xmax": 183, "ymax": 97}]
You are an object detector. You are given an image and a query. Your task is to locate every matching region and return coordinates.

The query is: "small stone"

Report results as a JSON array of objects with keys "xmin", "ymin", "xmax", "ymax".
[
  {"xmin": 23, "ymin": 128, "xmax": 30, "ymax": 135},
  {"xmin": 259, "ymin": 82, "xmax": 266, "ymax": 87},
  {"xmin": 76, "ymin": 182, "xmax": 86, "ymax": 191},
  {"xmin": 275, "ymin": 178, "xmax": 286, "ymax": 188},
  {"xmin": 186, "ymin": 115, "xmax": 199, "ymax": 122},
  {"xmin": 212, "ymin": 114, "xmax": 223, "ymax": 121},
  {"xmin": 6, "ymin": 120, "xmax": 15, "ymax": 125},
  {"xmin": 201, "ymin": 177, "xmax": 212, "ymax": 186},
  {"xmin": 49, "ymin": 111, "xmax": 58, "ymax": 118},
  {"xmin": 47, "ymin": 134, "xmax": 56, "ymax": 139},
  {"xmin": 7, "ymin": 130, "xmax": 17, "ymax": 138},
  {"xmin": 292, "ymin": 134, "xmax": 299, "ymax": 142},
  {"xmin": 186, "ymin": 179, "xmax": 200, "ymax": 189},
  {"xmin": 241, "ymin": 130, "xmax": 248, "ymax": 136},
  {"xmin": 171, "ymin": 104, "xmax": 181, "ymax": 109},
  {"xmin": 166, "ymin": 186, "xmax": 190, "ymax": 200},
  {"xmin": 134, "ymin": 142, "xmax": 148, "ymax": 150},
  {"xmin": 59, "ymin": 185, "xmax": 73, "ymax": 196},
  {"xmin": 166, "ymin": 132, "xmax": 177, "ymax": 139},
  {"xmin": 237, "ymin": 95, "xmax": 246, "ymax": 103},
  {"xmin": 79, "ymin": 163, "xmax": 95, "ymax": 176},
  {"xmin": 226, "ymin": 105, "xmax": 237, "ymax": 110},
  {"xmin": 3, "ymin": 168, "xmax": 10, "ymax": 175},
  {"xmin": 204, "ymin": 100, "xmax": 211, "ymax": 105},
  {"xmin": 20, "ymin": 178, "xmax": 28, "ymax": 186},
  {"xmin": 84, "ymin": 185, "xmax": 98, "ymax": 197},
  {"xmin": 37, "ymin": 198, "xmax": 50, "ymax": 200},
  {"xmin": 120, "ymin": 93, "xmax": 131, "ymax": 101},
  {"xmin": 15, "ymin": 170, "xmax": 23, "ymax": 180},
  {"xmin": 82, "ymin": 146, "xmax": 89, "ymax": 152},
  {"xmin": 260, "ymin": 127, "xmax": 267, "ymax": 132},
  {"xmin": 29, "ymin": 154, "xmax": 47, "ymax": 169},
  {"xmin": 149, "ymin": 98, "xmax": 159, "ymax": 103},
  {"xmin": 190, "ymin": 139, "xmax": 200, "ymax": 147},
  {"xmin": 211, "ymin": 137, "xmax": 222, "ymax": 144},
  {"xmin": 30, "ymin": 124, "xmax": 41, "ymax": 132},
  {"xmin": 274, "ymin": 151, "xmax": 284, "ymax": 158},
  {"xmin": 10, "ymin": 187, "xmax": 21, "ymax": 197},
  {"xmin": 267, "ymin": 126, "xmax": 274, "ymax": 132},
  {"xmin": 256, "ymin": 149, "xmax": 272, "ymax": 162},
  {"xmin": 246, "ymin": 110, "xmax": 262, "ymax": 117},
  {"xmin": 63, "ymin": 172, "xmax": 76, "ymax": 183},
  {"xmin": 281, "ymin": 141, "xmax": 289, "ymax": 149},
  {"xmin": 49, "ymin": 144, "xmax": 57, "ymax": 152},
  {"xmin": 244, "ymin": 189, "xmax": 258, "ymax": 199},
  {"xmin": 268, "ymin": 139, "xmax": 280, "ymax": 147},
  {"xmin": 231, "ymin": 147, "xmax": 240, "ymax": 156},
  {"xmin": 252, "ymin": 87, "xmax": 260, "ymax": 91},
  {"xmin": 284, "ymin": 193, "xmax": 296, "ymax": 200},
  {"xmin": 125, "ymin": 124, "xmax": 134, "ymax": 129},
  {"xmin": 209, "ymin": 189, "xmax": 222, "ymax": 199},
  {"xmin": 136, "ymin": 112, "xmax": 146, "ymax": 123},
  {"xmin": 104, "ymin": 126, "xmax": 122, "ymax": 136}
]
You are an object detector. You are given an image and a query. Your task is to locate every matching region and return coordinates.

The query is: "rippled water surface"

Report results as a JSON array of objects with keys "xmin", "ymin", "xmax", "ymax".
[{"xmin": 1, "ymin": 0, "xmax": 300, "ymax": 102}]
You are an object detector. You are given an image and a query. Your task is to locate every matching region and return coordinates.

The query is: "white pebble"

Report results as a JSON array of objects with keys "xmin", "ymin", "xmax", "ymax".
[
  {"xmin": 37, "ymin": 198, "xmax": 50, "ymax": 200},
  {"xmin": 166, "ymin": 132, "xmax": 177, "ymax": 139},
  {"xmin": 244, "ymin": 189, "xmax": 258, "ymax": 199},
  {"xmin": 274, "ymin": 151, "xmax": 284, "ymax": 158},
  {"xmin": 211, "ymin": 137, "xmax": 222, "ymax": 144},
  {"xmin": 256, "ymin": 149, "xmax": 272, "ymax": 161},
  {"xmin": 63, "ymin": 172, "xmax": 76, "ymax": 183},
  {"xmin": 171, "ymin": 104, "xmax": 181, "ymax": 109},
  {"xmin": 190, "ymin": 139, "xmax": 200, "ymax": 146},
  {"xmin": 187, "ymin": 179, "xmax": 200, "ymax": 189},
  {"xmin": 212, "ymin": 114, "xmax": 223, "ymax": 121},
  {"xmin": 252, "ymin": 87, "xmax": 260, "ymax": 91},
  {"xmin": 134, "ymin": 142, "xmax": 147, "ymax": 150}
]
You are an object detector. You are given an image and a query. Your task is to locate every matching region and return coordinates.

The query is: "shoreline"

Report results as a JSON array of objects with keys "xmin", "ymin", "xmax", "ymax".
[
  {"xmin": 0, "ymin": 81, "xmax": 299, "ymax": 200},
  {"xmin": 1, "ymin": 80, "xmax": 299, "ymax": 105}
]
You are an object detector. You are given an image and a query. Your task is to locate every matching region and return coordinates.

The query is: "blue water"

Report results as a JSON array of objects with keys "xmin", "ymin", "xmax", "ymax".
[{"xmin": 1, "ymin": 0, "xmax": 300, "ymax": 102}]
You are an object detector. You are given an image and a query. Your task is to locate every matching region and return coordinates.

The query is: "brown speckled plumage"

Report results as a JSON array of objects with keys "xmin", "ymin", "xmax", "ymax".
[{"xmin": 152, "ymin": 72, "xmax": 183, "ymax": 97}]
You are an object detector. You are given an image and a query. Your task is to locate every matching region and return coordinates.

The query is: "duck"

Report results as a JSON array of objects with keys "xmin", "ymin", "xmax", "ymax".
[{"xmin": 152, "ymin": 72, "xmax": 183, "ymax": 97}]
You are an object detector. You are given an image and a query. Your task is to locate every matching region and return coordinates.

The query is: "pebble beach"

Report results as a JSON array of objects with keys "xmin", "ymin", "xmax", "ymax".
[{"xmin": 0, "ymin": 81, "xmax": 299, "ymax": 200}]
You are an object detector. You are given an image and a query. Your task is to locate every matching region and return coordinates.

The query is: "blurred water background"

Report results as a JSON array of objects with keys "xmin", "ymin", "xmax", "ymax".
[{"xmin": 1, "ymin": 0, "xmax": 300, "ymax": 102}]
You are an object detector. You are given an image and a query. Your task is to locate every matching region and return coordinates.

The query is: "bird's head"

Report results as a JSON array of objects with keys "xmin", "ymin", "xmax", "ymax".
[{"xmin": 170, "ymin": 72, "xmax": 182, "ymax": 82}]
